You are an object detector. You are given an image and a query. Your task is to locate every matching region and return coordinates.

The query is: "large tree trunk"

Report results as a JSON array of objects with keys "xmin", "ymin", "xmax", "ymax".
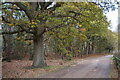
[{"xmin": 32, "ymin": 35, "xmax": 47, "ymax": 68}]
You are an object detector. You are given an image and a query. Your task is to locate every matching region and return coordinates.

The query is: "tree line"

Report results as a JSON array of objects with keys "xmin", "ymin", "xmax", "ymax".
[{"xmin": 1, "ymin": 2, "xmax": 118, "ymax": 68}]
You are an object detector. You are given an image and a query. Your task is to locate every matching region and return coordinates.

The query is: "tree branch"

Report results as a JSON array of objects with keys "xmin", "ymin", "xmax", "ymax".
[
  {"xmin": 2, "ymin": 16, "xmax": 34, "ymax": 34},
  {"xmin": 39, "ymin": 2, "xmax": 53, "ymax": 10},
  {"xmin": 51, "ymin": 15, "xmax": 82, "ymax": 23},
  {"xmin": 68, "ymin": 11, "xmax": 90, "ymax": 18},
  {"xmin": 14, "ymin": 2, "xmax": 33, "ymax": 20},
  {"xmin": 48, "ymin": 3, "xmax": 62, "ymax": 11},
  {"xmin": 29, "ymin": 2, "xmax": 39, "ymax": 11},
  {"xmin": 0, "ymin": 30, "xmax": 25, "ymax": 35},
  {"xmin": 2, "ymin": 16, "xmax": 11, "ymax": 23},
  {"xmin": 47, "ymin": 19, "xmax": 74, "ymax": 31},
  {"xmin": 18, "ymin": 25, "xmax": 34, "ymax": 34},
  {"xmin": 24, "ymin": 38, "xmax": 33, "ymax": 41},
  {"xmin": 14, "ymin": 2, "xmax": 28, "ymax": 12},
  {"xmin": 2, "ymin": 7, "xmax": 22, "ymax": 11}
]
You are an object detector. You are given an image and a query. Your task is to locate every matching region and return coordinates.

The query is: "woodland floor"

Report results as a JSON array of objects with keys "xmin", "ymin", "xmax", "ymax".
[
  {"xmin": 2, "ymin": 54, "xmax": 118, "ymax": 78},
  {"xmin": 2, "ymin": 57, "xmax": 79, "ymax": 78}
]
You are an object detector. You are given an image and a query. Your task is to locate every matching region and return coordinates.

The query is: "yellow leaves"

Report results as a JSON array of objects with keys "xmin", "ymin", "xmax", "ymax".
[
  {"xmin": 36, "ymin": 20, "xmax": 40, "ymax": 23},
  {"xmin": 31, "ymin": 21, "xmax": 35, "ymax": 24},
  {"xmin": 77, "ymin": 23, "xmax": 82, "ymax": 27},
  {"xmin": 26, "ymin": 40, "xmax": 33, "ymax": 45},
  {"xmin": 48, "ymin": 12, "xmax": 52, "ymax": 16},
  {"xmin": 16, "ymin": 36, "xmax": 33, "ymax": 44},
  {"xmin": 8, "ymin": 24, "xmax": 14, "ymax": 26},
  {"xmin": 16, "ymin": 37, "xmax": 21, "ymax": 40},
  {"xmin": 75, "ymin": 29, "xmax": 79, "ymax": 33},
  {"xmin": 80, "ymin": 28, "xmax": 86, "ymax": 32},
  {"xmin": 59, "ymin": 35, "xmax": 65, "ymax": 39},
  {"xmin": 94, "ymin": 34, "xmax": 99, "ymax": 36},
  {"xmin": 68, "ymin": 17, "xmax": 71, "ymax": 19},
  {"xmin": 78, "ymin": 34, "xmax": 87, "ymax": 41},
  {"xmin": 30, "ymin": 25, "xmax": 36, "ymax": 28},
  {"xmin": 31, "ymin": 20, "xmax": 37, "ymax": 25},
  {"xmin": 13, "ymin": 5, "xmax": 16, "ymax": 7},
  {"xmin": 30, "ymin": 20, "xmax": 37, "ymax": 28}
]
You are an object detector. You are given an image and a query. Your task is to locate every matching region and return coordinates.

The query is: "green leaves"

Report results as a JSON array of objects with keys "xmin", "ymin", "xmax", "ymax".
[
  {"xmin": 2, "ymin": 2, "xmax": 117, "ymax": 60},
  {"xmin": 44, "ymin": 2, "xmax": 118, "ymax": 58}
]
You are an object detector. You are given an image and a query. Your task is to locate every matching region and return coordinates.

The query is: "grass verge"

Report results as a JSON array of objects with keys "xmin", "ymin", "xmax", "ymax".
[{"xmin": 109, "ymin": 58, "xmax": 118, "ymax": 78}]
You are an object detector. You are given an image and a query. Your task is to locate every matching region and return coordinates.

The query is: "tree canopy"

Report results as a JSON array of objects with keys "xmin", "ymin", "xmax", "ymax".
[{"xmin": 1, "ymin": 2, "xmax": 118, "ymax": 68}]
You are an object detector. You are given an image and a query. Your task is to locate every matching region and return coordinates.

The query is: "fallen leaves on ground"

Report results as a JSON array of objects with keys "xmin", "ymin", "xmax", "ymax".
[
  {"xmin": 2, "ymin": 59, "xmax": 76, "ymax": 78},
  {"xmin": 3, "ymin": 53, "xmax": 109, "ymax": 78}
]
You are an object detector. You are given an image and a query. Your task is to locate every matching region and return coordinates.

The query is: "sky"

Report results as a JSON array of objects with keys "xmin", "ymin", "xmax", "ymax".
[{"xmin": 106, "ymin": 8, "xmax": 118, "ymax": 32}]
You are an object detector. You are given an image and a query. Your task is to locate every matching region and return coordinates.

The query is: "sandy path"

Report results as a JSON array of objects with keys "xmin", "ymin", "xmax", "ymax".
[{"xmin": 39, "ymin": 55, "xmax": 113, "ymax": 78}]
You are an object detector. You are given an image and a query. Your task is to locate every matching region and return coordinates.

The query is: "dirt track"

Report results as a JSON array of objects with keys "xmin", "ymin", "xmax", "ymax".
[{"xmin": 39, "ymin": 55, "xmax": 113, "ymax": 78}]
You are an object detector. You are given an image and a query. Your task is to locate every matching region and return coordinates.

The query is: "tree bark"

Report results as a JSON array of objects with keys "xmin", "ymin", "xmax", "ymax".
[
  {"xmin": 2, "ymin": 26, "xmax": 14, "ymax": 62},
  {"xmin": 32, "ymin": 35, "xmax": 47, "ymax": 68}
]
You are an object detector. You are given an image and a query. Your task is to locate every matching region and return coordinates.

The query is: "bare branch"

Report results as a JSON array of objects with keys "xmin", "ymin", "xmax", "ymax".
[
  {"xmin": 48, "ymin": 3, "xmax": 62, "ymax": 11},
  {"xmin": 39, "ymin": 2, "xmax": 53, "ymax": 10},
  {"xmin": 2, "ymin": 16, "xmax": 11, "ymax": 23},
  {"xmin": 14, "ymin": 2, "xmax": 28, "ymax": 12},
  {"xmin": 44, "ymin": 2, "xmax": 53, "ymax": 9},
  {"xmin": 2, "ymin": 7, "xmax": 22, "ymax": 11},
  {"xmin": 14, "ymin": 2, "xmax": 33, "ymax": 20},
  {"xmin": 29, "ymin": 2, "xmax": 39, "ymax": 11}
]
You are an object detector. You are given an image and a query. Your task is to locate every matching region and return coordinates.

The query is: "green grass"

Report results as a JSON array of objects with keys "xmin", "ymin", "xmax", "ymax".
[
  {"xmin": 23, "ymin": 65, "xmax": 52, "ymax": 70},
  {"xmin": 109, "ymin": 57, "xmax": 118, "ymax": 78},
  {"xmin": 42, "ymin": 66, "xmax": 52, "ymax": 69},
  {"xmin": 23, "ymin": 66, "xmax": 36, "ymax": 69}
]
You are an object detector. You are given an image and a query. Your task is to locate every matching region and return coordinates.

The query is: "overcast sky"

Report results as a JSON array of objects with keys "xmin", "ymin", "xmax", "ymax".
[{"xmin": 106, "ymin": 8, "xmax": 118, "ymax": 32}]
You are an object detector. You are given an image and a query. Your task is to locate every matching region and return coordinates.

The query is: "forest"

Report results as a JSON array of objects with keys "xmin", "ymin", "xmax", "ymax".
[{"xmin": 1, "ymin": 1, "xmax": 119, "ymax": 78}]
